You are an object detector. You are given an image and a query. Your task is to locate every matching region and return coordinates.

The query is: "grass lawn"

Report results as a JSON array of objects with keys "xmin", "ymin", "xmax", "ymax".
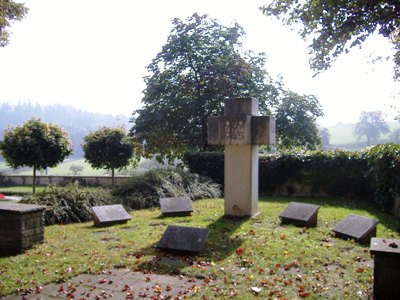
[{"xmin": 0, "ymin": 197, "xmax": 399, "ymax": 299}]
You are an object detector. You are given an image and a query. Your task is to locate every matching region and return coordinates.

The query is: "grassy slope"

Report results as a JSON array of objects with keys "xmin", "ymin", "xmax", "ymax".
[{"xmin": 0, "ymin": 196, "xmax": 399, "ymax": 299}]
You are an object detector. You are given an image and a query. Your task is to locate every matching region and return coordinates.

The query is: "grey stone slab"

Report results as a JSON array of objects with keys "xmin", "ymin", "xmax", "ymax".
[
  {"xmin": 159, "ymin": 196, "xmax": 193, "ymax": 216},
  {"xmin": 279, "ymin": 202, "xmax": 320, "ymax": 227},
  {"xmin": 370, "ymin": 238, "xmax": 400, "ymax": 257},
  {"xmin": 332, "ymin": 214, "xmax": 379, "ymax": 244},
  {"xmin": 92, "ymin": 205, "xmax": 131, "ymax": 227},
  {"xmin": 252, "ymin": 116, "xmax": 276, "ymax": 145},
  {"xmin": 156, "ymin": 225, "xmax": 209, "ymax": 253}
]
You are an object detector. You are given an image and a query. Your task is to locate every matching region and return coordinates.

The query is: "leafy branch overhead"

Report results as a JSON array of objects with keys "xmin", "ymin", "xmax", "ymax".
[
  {"xmin": 262, "ymin": 0, "xmax": 400, "ymax": 79},
  {"xmin": 0, "ymin": 0, "xmax": 28, "ymax": 47}
]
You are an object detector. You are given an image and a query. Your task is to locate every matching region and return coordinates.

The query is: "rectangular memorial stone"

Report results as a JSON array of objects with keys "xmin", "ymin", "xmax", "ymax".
[
  {"xmin": 92, "ymin": 204, "xmax": 131, "ymax": 227},
  {"xmin": 279, "ymin": 202, "xmax": 320, "ymax": 227},
  {"xmin": 208, "ymin": 115, "xmax": 252, "ymax": 145},
  {"xmin": 156, "ymin": 225, "xmax": 209, "ymax": 253},
  {"xmin": 159, "ymin": 196, "xmax": 193, "ymax": 216},
  {"xmin": 332, "ymin": 214, "xmax": 379, "ymax": 244},
  {"xmin": 370, "ymin": 238, "xmax": 400, "ymax": 300},
  {"xmin": 0, "ymin": 203, "xmax": 46, "ymax": 254}
]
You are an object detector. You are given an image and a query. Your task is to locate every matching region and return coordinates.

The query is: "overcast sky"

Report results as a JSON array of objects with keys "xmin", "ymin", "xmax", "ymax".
[{"xmin": 0, "ymin": 0, "xmax": 399, "ymax": 127}]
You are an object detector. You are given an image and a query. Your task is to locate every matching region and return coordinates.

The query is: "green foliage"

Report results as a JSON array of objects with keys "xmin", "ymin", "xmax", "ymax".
[
  {"xmin": 132, "ymin": 13, "xmax": 323, "ymax": 161},
  {"xmin": 183, "ymin": 151, "xmax": 224, "ymax": 184},
  {"xmin": 361, "ymin": 143, "xmax": 400, "ymax": 211},
  {"xmin": 262, "ymin": 0, "xmax": 400, "ymax": 79},
  {"xmin": 0, "ymin": 0, "xmax": 28, "ymax": 47},
  {"xmin": 354, "ymin": 111, "xmax": 390, "ymax": 145},
  {"xmin": 0, "ymin": 117, "xmax": 73, "ymax": 193},
  {"xmin": 0, "ymin": 117, "xmax": 73, "ymax": 170},
  {"xmin": 82, "ymin": 127, "xmax": 135, "ymax": 184},
  {"xmin": 21, "ymin": 183, "xmax": 114, "ymax": 225},
  {"xmin": 69, "ymin": 164, "xmax": 83, "ymax": 175},
  {"xmin": 275, "ymin": 91, "xmax": 323, "ymax": 149},
  {"xmin": 112, "ymin": 168, "xmax": 221, "ymax": 209}
]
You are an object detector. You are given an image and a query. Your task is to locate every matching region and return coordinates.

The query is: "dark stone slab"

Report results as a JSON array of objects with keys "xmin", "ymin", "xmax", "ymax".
[
  {"xmin": 159, "ymin": 196, "xmax": 193, "ymax": 216},
  {"xmin": 332, "ymin": 214, "xmax": 379, "ymax": 244},
  {"xmin": 92, "ymin": 205, "xmax": 131, "ymax": 227},
  {"xmin": 156, "ymin": 225, "xmax": 209, "ymax": 253},
  {"xmin": 279, "ymin": 202, "xmax": 320, "ymax": 227},
  {"xmin": 370, "ymin": 238, "xmax": 400, "ymax": 299}
]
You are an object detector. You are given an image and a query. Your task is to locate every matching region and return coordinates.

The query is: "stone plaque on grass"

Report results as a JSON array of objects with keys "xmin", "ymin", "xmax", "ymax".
[
  {"xmin": 92, "ymin": 204, "xmax": 131, "ymax": 227},
  {"xmin": 159, "ymin": 196, "xmax": 193, "ymax": 216},
  {"xmin": 370, "ymin": 237, "xmax": 400, "ymax": 299},
  {"xmin": 332, "ymin": 214, "xmax": 379, "ymax": 244},
  {"xmin": 279, "ymin": 202, "xmax": 320, "ymax": 227},
  {"xmin": 156, "ymin": 225, "xmax": 209, "ymax": 253}
]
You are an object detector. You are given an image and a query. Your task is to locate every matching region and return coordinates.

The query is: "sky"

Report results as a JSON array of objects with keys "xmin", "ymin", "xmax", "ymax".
[{"xmin": 0, "ymin": 0, "xmax": 399, "ymax": 127}]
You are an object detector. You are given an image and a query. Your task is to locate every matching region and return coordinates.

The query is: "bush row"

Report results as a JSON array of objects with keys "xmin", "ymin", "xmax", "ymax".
[{"xmin": 184, "ymin": 144, "xmax": 400, "ymax": 212}]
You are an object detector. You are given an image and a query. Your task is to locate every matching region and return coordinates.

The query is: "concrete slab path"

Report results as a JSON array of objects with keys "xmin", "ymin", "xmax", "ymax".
[{"xmin": 1, "ymin": 269, "xmax": 208, "ymax": 299}]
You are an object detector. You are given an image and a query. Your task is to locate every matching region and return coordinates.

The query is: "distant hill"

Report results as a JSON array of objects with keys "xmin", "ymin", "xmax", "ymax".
[
  {"xmin": 325, "ymin": 121, "xmax": 400, "ymax": 151},
  {"xmin": 0, "ymin": 102, "xmax": 131, "ymax": 158}
]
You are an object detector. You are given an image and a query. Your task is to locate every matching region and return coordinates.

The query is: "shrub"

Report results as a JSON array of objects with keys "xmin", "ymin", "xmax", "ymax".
[
  {"xmin": 112, "ymin": 168, "xmax": 221, "ymax": 209},
  {"xmin": 21, "ymin": 183, "xmax": 115, "ymax": 225},
  {"xmin": 361, "ymin": 143, "xmax": 400, "ymax": 211},
  {"xmin": 183, "ymin": 152, "xmax": 224, "ymax": 184}
]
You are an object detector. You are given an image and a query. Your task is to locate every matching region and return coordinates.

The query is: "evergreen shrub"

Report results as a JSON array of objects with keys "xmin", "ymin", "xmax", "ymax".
[
  {"xmin": 112, "ymin": 168, "xmax": 221, "ymax": 209},
  {"xmin": 21, "ymin": 183, "xmax": 114, "ymax": 225}
]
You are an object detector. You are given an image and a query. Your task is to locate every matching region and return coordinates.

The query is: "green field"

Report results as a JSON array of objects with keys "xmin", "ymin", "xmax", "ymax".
[{"xmin": 327, "ymin": 121, "xmax": 400, "ymax": 147}]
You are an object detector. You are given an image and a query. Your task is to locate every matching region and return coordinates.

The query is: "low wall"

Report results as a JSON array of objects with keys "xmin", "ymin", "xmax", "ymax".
[{"xmin": 0, "ymin": 175, "xmax": 131, "ymax": 187}]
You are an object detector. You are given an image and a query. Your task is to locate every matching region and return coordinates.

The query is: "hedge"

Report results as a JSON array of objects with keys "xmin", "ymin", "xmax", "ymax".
[{"xmin": 184, "ymin": 144, "xmax": 400, "ymax": 213}]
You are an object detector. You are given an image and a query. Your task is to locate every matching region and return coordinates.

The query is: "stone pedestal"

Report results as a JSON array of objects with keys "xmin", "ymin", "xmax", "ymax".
[
  {"xmin": 224, "ymin": 145, "xmax": 259, "ymax": 217},
  {"xmin": 370, "ymin": 238, "xmax": 400, "ymax": 300},
  {"xmin": 208, "ymin": 97, "xmax": 275, "ymax": 218},
  {"xmin": 0, "ymin": 203, "xmax": 46, "ymax": 254}
]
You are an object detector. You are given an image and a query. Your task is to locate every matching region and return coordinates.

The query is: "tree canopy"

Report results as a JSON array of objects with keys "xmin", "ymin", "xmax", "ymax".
[
  {"xmin": 82, "ymin": 127, "xmax": 135, "ymax": 185},
  {"xmin": 353, "ymin": 111, "xmax": 390, "ymax": 145},
  {"xmin": 262, "ymin": 0, "xmax": 400, "ymax": 79},
  {"xmin": 131, "ymin": 13, "xmax": 322, "ymax": 162},
  {"xmin": 0, "ymin": 117, "xmax": 72, "ymax": 193},
  {"xmin": 0, "ymin": 0, "xmax": 28, "ymax": 47}
]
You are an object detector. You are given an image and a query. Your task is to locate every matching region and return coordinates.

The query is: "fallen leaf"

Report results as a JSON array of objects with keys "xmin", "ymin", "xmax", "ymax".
[{"xmin": 235, "ymin": 248, "xmax": 245, "ymax": 256}]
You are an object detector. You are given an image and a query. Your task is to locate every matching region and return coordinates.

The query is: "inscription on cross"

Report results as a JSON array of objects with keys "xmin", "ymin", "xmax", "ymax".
[{"xmin": 208, "ymin": 97, "xmax": 275, "ymax": 217}]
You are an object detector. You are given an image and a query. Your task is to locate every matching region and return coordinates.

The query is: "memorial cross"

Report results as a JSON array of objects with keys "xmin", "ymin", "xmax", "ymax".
[{"xmin": 208, "ymin": 97, "xmax": 275, "ymax": 217}]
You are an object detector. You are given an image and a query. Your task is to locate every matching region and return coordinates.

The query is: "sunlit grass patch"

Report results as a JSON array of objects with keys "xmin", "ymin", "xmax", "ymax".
[{"xmin": 0, "ymin": 197, "xmax": 399, "ymax": 299}]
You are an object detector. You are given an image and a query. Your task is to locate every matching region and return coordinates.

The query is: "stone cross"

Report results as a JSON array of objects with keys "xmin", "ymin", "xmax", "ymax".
[{"xmin": 208, "ymin": 97, "xmax": 275, "ymax": 217}]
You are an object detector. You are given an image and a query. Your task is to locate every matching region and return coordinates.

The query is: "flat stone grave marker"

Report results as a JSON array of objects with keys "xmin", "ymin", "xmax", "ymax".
[
  {"xmin": 92, "ymin": 204, "xmax": 131, "ymax": 227},
  {"xmin": 370, "ymin": 237, "xmax": 400, "ymax": 300},
  {"xmin": 279, "ymin": 202, "xmax": 320, "ymax": 227},
  {"xmin": 159, "ymin": 196, "xmax": 193, "ymax": 216},
  {"xmin": 332, "ymin": 214, "xmax": 379, "ymax": 244},
  {"xmin": 156, "ymin": 225, "xmax": 209, "ymax": 253}
]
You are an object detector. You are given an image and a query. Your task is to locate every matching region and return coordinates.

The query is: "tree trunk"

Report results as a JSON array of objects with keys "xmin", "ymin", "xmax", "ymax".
[
  {"xmin": 33, "ymin": 165, "xmax": 36, "ymax": 195},
  {"xmin": 112, "ymin": 168, "xmax": 115, "ymax": 187}
]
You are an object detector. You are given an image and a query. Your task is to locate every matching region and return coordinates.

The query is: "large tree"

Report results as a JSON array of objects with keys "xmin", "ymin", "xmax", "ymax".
[
  {"xmin": 131, "ymin": 13, "xmax": 322, "ymax": 161},
  {"xmin": 0, "ymin": 0, "xmax": 28, "ymax": 47},
  {"xmin": 275, "ymin": 90, "xmax": 323, "ymax": 149},
  {"xmin": 354, "ymin": 111, "xmax": 390, "ymax": 145},
  {"xmin": 82, "ymin": 127, "xmax": 135, "ymax": 186},
  {"xmin": 0, "ymin": 118, "xmax": 72, "ymax": 193},
  {"xmin": 262, "ymin": 0, "xmax": 400, "ymax": 79}
]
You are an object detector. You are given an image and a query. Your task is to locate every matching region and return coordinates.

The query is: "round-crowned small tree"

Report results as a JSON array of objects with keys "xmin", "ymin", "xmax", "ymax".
[
  {"xmin": 82, "ymin": 127, "xmax": 135, "ymax": 186},
  {"xmin": 0, "ymin": 117, "xmax": 73, "ymax": 193}
]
